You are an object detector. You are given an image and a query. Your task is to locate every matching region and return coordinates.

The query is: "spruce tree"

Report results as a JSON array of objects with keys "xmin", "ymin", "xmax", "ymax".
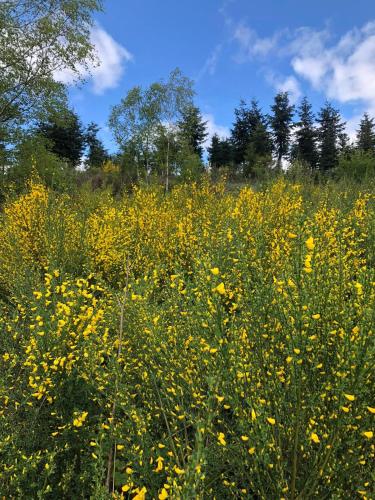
[
  {"xmin": 294, "ymin": 97, "xmax": 318, "ymax": 169},
  {"xmin": 85, "ymin": 122, "xmax": 108, "ymax": 169},
  {"xmin": 316, "ymin": 102, "xmax": 346, "ymax": 172},
  {"xmin": 247, "ymin": 100, "xmax": 272, "ymax": 156},
  {"xmin": 269, "ymin": 92, "xmax": 295, "ymax": 169},
  {"xmin": 177, "ymin": 105, "xmax": 208, "ymax": 159},
  {"xmin": 356, "ymin": 113, "xmax": 375, "ymax": 154},
  {"xmin": 230, "ymin": 100, "xmax": 252, "ymax": 166},
  {"xmin": 38, "ymin": 109, "xmax": 85, "ymax": 168},
  {"xmin": 231, "ymin": 99, "xmax": 272, "ymax": 173},
  {"xmin": 208, "ymin": 134, "xmax": 233, "ymax": 170}
]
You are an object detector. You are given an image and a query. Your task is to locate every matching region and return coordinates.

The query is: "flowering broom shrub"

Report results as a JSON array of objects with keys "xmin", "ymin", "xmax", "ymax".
[{"xmin": 0, "ymin": 179, "xmax": 374, "ymax": 498}]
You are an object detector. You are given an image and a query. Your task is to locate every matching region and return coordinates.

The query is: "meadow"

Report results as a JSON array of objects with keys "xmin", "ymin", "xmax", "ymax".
[{"xmin": 0, "ymin": 177, "xmax": 374, "ymax": 499}]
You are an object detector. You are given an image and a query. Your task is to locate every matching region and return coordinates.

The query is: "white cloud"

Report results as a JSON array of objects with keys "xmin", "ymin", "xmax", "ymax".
[
  {"xmin": 233, "ymin": 24, "xmax": 281, "ymax": 61},
  {"xmin": 55, "ymin": 24, "xmax": 132, "ymax": 94},
  {"xmin": 267, "ymin": 73, "xmax": 302, "ymax": 104},
  {"xmin": 345, "ymin": 114, "xmax": 361, "ymax": 143},
  {"xmin": 196, "ymin": 44, "xmax": 223, "ymax": 81},
  {"xmin": 290, "ymin": 22, "xmax": 375, "ymax": 111},
  {"xmin": 202, "ymin": 113, "xmax": 230, "ymax": 147},
  {"xmin": 232, "ymin": 20, "xmax": 375, "ymax": 134}
]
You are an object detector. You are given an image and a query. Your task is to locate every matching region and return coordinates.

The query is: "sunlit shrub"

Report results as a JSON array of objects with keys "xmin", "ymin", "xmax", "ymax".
[{"xmin": 0, "ymin": 178, "xmax": 374, "ymax": 498}]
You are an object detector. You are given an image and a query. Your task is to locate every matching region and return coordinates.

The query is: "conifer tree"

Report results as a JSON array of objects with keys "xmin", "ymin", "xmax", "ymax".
[
  {"xmin": 38, "ymin": 109, "xmax": 85, "ymax": 168},
  {"xmin": 269, "ymin": 92, "xmax": 295, "ymax": 169},
  {"xmin": 85, "ymin": 122, "xmax": 108, "ymax": 169},
  {"xmin": 293, "ymin": 97, "xmax": 318, "ymax": 169},
  {"xmin": 230, "ymin": 100, "xmax": 252, "ymax": 166},
  {"xmin": 356, "ymin": 113, "xmax": 375, "ymax": 154},
  {"xmin": 231, "ymin": 99, "xmax": 271, "ymax": 173},
  {"xmin": 247, "ymin": 100, "xmax": 272, "ymax": 156},
  {"xmin": 177, "ymin": 105, "xmax": 208, "ymax": 159},
  {"xmin": 316, "ymin": 102, "xmax": 346, "ymax": 172},
  {"xmin": 208, "ymin": 134, "xmax": 233, "ymax": 170}
]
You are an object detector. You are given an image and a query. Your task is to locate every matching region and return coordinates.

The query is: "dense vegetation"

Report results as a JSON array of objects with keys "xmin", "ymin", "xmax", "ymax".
[
  {"xmin": 1, "ymin": 2, "xmax": 374, "ymax": 499},
  {"xmin": 0, "ymin": 177, "xmax": 374, "ymax": 498}
]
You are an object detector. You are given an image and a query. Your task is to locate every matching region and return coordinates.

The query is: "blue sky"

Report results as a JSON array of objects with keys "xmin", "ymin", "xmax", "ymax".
[{"xmin": 60, "ymin": 0, "xmax": 375, "ymax": 151}]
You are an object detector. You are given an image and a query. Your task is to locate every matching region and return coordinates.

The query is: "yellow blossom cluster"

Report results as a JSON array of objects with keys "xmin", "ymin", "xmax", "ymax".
[{"xmin": 0, "ymin": 178, "xmax": 374, "ymax": 498}]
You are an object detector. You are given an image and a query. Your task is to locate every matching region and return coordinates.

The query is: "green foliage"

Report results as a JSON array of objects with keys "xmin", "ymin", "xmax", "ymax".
[
  {"xmin": 177, "ymin": 106, "xmax": 208, "ymax": 159},
  {"xmin": 230, "ymin": 100, "xmax": 271, "ymax": 172},
  {"xmin": 293, "ymin": 97, "xmax": 318, "ymax": 169},
  {"xmin": 178, "ymin": 142, "xmax": 205, "ymax": 182},
  {"xmin": 0, "ymin": 0, "xmax": 103, "ymax": 127},
  {"xmin": 269, "ymin": 92, "xmax": 294, "ymax": 168},
  {"xmin": 0, "ymin": 179, "xmax": 373, "ymax": 498},
  {"xmin": 109, "ymin": 69, "xmax": 195, "ymax": 190},
  {"xmin": 317, "ymin": 102, "xmax": 346, "ymax": 172},
  {"xmin": 38, "ymin": 109, "xmax": 86, "ymax": 168},
  {"xmin": 337, "ymin": 150, "xmax": 375, "ymax": 182},
  {"xmin": 7, "ymin": 135, "xmax": 75, "ymax": 192},
  {"xmin": 208, "ymin": 134, "xmax": 233, "ymax": 173},
  {"xmin": 85, "ymin": 123, "xmax": 109, "ymax": 170},
  {"xmin": 356, "ymin": 113, "xmax": 375, "ymax": 154}
]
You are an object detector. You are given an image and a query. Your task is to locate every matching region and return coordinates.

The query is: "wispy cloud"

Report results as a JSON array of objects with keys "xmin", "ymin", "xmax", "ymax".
[
  {"xmin": 55, "ymin": 24, "xmax": 133, "ymax": 94},
  {"xmin": 233, "ymin": 24, "xmax": 283, "ymax": 61},
  {"xmin": 231, "ymin": 19, "xmax": 375, "ymax": 118},
  {"xmin": 266, "ymin": 74, "xmax": 302, "ymax": 104},
  {"xmin": 196, "ymin": 44, "xmax": 223, "ymax": 81}
]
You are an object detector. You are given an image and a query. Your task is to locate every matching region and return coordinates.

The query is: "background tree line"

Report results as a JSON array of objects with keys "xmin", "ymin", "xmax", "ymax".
[{"xmin": 0, "ymin": 0, "xmax": 375, "ymax": 196}]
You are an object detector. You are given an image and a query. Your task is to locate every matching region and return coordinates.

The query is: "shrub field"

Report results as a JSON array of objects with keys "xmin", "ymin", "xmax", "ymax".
[{"xmin": 0, "ymin": 179, "xmax": 374, "ymax": 498}]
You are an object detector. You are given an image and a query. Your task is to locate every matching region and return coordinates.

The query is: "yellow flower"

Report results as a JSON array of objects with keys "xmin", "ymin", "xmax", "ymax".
[
  {"xmin": 217, "ymin": 432, "xmax": 227, "ymax": 445},
  {"xmin": 367, "ymin": 407, "xmax": 375, "ymax": 414},
  {"xmin": 344, "ymin": 394, "xmax": 355, "ymax": 402},
  {"xmin": 122, "ymin": 485, "xmax": 131, "ymax": 493},
  {"xmin": 305, "ymin": 237, "xmax": 315, "ymax": 251},
  {"xmin": 154, "ymin": 457, "xmax": 164, "ymax": 472},
  {"xmin": 73, "ymin": 411, "xmax": 88, "ymax": 428},
  {"xmin": 159, "ymin": 488, "xmax": 169, "ymax": 500},
  {"xmin": 288, "ymin": 232, "xmax": 297, "ymax": 239},
  {"xmin": 132, "ymin": 487, "xmax": 147, "ymax": 500},
  {"xmin": 362, "ymin": 431, "xmax": 373, "ymax": 439},
  {"xmin": 267, "ymin": 417, "xmax": 276, "ymax": 425},
  {"xmin": 210, "ymin": 267, "xmax": 220, "ymax": 275},
  {"xmin": 173, "ymin": 466, "xmax": 185, "ymax": 475},
  {"xmin": 248, "ymin": 447, "xmax": 255, "ymax": 455},
  {"xmin": 310, "ymin": 432, "xmax": 320, "ymax": 444},
  {"xmin": 214, "ymin": 282, "xmax": 226, "ymax": 295},
  {"xmin": 241, "ymin": 435, "xmax": 249, "ymax": 441},
  {"xmin": 312, "ymin": 313, "xmax": 320, "ymax": 320},
  {"xmin": 117, "ymin": 444, "xmax": 124, "ymax": 450}
]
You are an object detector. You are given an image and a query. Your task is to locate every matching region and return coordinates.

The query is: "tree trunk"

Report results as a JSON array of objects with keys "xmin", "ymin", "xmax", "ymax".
[{"xmin": 165, "ymin": 135, "xmax": 170, "ymax": 194}]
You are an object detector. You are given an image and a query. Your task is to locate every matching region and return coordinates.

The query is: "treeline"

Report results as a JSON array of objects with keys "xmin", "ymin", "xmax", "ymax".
[
  {"xmin": 208, "ymin": 97, "xmax": 375, "ymax": 181},
  {"xmin": 3, "ymin": 86, "xmax": 375, "ymax": 195},
  {"xmin": 3, "ymin": 82, "xmax": 375, "ymax": 194},
  {"xmin": 0, "ymin": 1, "xmax": 374, "ymax": 196}
]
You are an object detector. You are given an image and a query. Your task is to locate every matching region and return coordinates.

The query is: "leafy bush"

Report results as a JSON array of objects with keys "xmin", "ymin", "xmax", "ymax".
[
  {"xmin": 337, "ymin": 150, "xmax": 375, "ymax": 182},
  {"xmin": 0, "ymin": 179, "xmax": 374, "ymax": 498}
]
